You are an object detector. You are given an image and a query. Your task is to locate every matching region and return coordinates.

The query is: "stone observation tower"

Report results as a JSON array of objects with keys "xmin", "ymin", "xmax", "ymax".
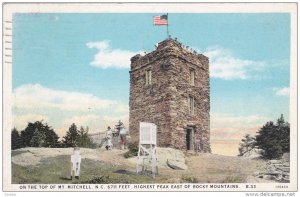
[{"xmin": 129, "ymin": 38, "xmax": 210, "ymax": 152}]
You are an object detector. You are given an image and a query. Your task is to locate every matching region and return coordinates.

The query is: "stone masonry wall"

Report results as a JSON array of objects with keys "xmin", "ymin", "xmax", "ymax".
[{"xmin": 129, "ymin": 39, "xmax": 210, "ymax": 152}]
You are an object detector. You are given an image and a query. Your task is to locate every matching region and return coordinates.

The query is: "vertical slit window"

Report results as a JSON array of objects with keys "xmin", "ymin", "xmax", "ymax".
[
  {"xmin": 190, "ymin": 69, "xmax": 195, "ymax": 86},
  {"xmin": 145, "ymin": 69, "xmax": 152, "ymax": 85},
  {"xmin": 188, "ymin": 96, "xmax": 195, "ymax": 115}
]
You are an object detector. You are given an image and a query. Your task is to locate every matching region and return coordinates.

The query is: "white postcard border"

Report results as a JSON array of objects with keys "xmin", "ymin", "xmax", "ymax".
[{"xmin": 2, "ymin": 2, "xmax": 298, "ymax": 192}]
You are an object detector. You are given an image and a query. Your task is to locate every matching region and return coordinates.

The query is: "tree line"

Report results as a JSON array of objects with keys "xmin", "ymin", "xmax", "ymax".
[
  {"xmin": 11, "ymin": 121, "xmax": 96, "ymax": 150},
  {"xmin": 238, "ymin": 114, "xmax": 290, "ymax": 159}
]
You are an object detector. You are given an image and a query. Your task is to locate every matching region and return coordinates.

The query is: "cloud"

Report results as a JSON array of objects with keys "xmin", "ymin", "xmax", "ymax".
[
  {"xmin": 12, "ymin": 84, "xmax": 129, "ymax": 136},
  {"xmin": 273, "ymin": 87, "xmax": 290, "ymax": 96},
  {"xmin": 210, "ymin": 113, "xmax": 269, "ymax": 155},
  {"xmin": 211, "ymin": 113, "xmax": 268, "ymax": 129},
  {"xmin": 210, "ymin": 139, "xmax": 241, "ymax": 156},
  {"xmin": 13, "ymin": 84, "xmax": 118, "ymax": 111},
  {"xmin": 87, "ymin": 42, "xmax": 267, "ymax": 77},
  {"xmin": 86, "ymin": 40, "xmax": 142, "ymax": 69},
  {"xmin": 210, "ymin": 113, "xmax": 267, "ymax": 141},
  {"xmin": 103, "ymin": 114, "xmax": 129, "ymax": 125},
  {"xmin": 64, "ymin": 114, "xmax": 101, "ymax": 128},
  {"xmin": 211, "ymin": 127, "xmax": 260, "ymax": 141},
  {"xmin": 101, "ymin": 114, "xmax": 129, "ymax": 131},
  {"xmin": 13, "ymin": 114, "xmax": 49, "ymax": 131},
  {"xmin": 61, "ymin": 114, "xmax": 129, "ymax": 134},
  {"xmin": 203, "ymin": 46, "xmax": 265, "ymax": 80},
  {"xmin": 86, "ymin": 40, "xmax": 109, "ymax": 50}
]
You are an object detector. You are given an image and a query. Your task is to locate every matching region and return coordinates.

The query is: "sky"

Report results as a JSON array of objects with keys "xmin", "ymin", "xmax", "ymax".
[{"xmin": 12, "ymin": 13, "xmax": 290, "ymax": 156}]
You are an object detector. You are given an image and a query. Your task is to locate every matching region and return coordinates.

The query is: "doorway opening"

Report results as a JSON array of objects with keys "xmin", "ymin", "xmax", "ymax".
[{"xmin": 185, "ymin": 127, "xmax": 194, "ymax": 150}]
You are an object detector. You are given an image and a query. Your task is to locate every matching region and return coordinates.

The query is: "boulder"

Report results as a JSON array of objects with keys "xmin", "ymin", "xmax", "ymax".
[
  {"xmin": 281, "ymin": 153, "xmax": 290, "ymax": 162},
  {"xmin": 12, "ymin": 152, "xmax": 41, "ymax": 166},
  {"xmin": 167, "ymin": 159, "xmax": 187, "ymax": 170},
  {"xmin": 268, "ymin": 160, "xmax": 281, "ymax": 164},
  {"xmin": 127, "ymin": 147, "xmax": 187, "ymax": 170},
  {"xmin": 267, "ymin": 165, "xmax": 277, "ymax": 172},
  {"xmin": 279, "ymin": 167, "xmax": 290, "ymax": 173},
  {"xmin": 282, "ymin": 177, "xmax": 290, "ymax": 182},
  {"xmin": 242, "ymin": 148, "xmax": 262, "ymax": 159},
  {"xmin": 157, "ymin": 148, "xmax": 187, "ymax": 170},
  {"xmin": 263, "ymin": 175, "xmax": 275, "ymax": 180},
  {"xmin": 266, "ymin": 171, "xmax": 282, "ymax": 175},
  {"xmin": 282, "ymin": 162, "xmax": 290, "ymax": 167}
]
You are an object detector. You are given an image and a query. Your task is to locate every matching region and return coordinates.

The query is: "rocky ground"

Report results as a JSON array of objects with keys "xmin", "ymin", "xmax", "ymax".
[
  {"xmin": 12, "ymin": 147, "xmax": 272, "ymax": 184},
  {"xmin": 247, "ymin": 153, "xmax": 290, "ymax": 183}
]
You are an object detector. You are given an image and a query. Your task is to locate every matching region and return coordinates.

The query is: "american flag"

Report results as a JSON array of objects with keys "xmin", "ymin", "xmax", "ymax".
[{"xmin": 153, "ymin": 14, "xmax": 168, "ymax": 25}]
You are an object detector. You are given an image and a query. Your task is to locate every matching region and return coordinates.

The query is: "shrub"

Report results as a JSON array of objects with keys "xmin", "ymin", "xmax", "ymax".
[
  {"xmin": 181, "ymin": 175, "xmax": 198, "ymax": 183},
  {"xmin": 124, "ymin": 142, "xmax": 139, "ymax": 158},
  {"xmin": 87, "ymin": 175, "xmax": 111, "ymax": 183},
  {"xmin": 263, "ymin": 145, "xmax": 283, "ymax": 159},
  {"xmin": 238, "ymin": 114, "xmax": 291, "ymax": 160},
  {"xmin": 221, "ymin": 176, "xmax": 245, "ymax": 183}
]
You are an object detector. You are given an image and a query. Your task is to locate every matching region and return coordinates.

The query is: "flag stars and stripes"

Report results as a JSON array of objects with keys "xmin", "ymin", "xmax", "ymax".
[{"xmin": 154, "ymin": 14, "xmax": 168, "ymax": 25}]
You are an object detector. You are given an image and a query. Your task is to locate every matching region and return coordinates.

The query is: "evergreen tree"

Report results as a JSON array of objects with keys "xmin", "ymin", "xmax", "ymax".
[
  {"xmin": 76, "ymin": 126, "xmax": 95, "ymax": 148},
  {"xmin": 11, "ymin": 128, "xmax": 22, "ymax": 150},
  {"xmin": 77, "ymin": 126, "xmax": 87, "ymax": 147},
  {"xmin": 238, "ymin": 134, "xmax": 255, "ymax": 156},
  {"xmin": 276, "ymin": 114, "xmax": 290, "ymax": 153},
  {"xmin": 256, "ymin": 114, "xmax": 290, "ymax": 159},
  {"xmin": 30, "ymin": 128, "xmax": 46, "ymax": 147},
  {"xmin": 44, "ymin": 124, "xmax": 59, "ymax": 147},
  {"xmin": 20, "ymin": 121, "xmax": 60, "ymax": 148},
  {"xmin": 62, "ymin": 123, "xmax": 79, "ymax": 147},
  {"xmin": 21, "ymin": 121, "xmax": 44, "ymax": 147}
]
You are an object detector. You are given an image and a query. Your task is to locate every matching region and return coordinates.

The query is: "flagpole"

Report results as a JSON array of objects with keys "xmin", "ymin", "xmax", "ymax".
[{"xmin": 167, "ymin": 13, "xmax": 169, "ymax": 39}]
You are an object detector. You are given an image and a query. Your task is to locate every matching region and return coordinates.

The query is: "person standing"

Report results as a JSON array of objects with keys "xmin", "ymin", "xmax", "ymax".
[
  {"xmin": 105, "ymin": 126, "xmax": 113, "ymax": 150},
  {"xmin": 119, "ymin": 123, "xmax": 127, "ymax": 150}
]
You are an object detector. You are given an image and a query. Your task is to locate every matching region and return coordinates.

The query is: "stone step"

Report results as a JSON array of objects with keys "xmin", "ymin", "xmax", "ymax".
[
  {"xmin": 278, "ymin": 167, "xmax": 290, "ymax": 172},
  {"xmin": 283, "ymin": 163, "xmax": 290, "ymax": 167},
  {"xmin": 273, "ymin": 164, "xmax": 284, "ymax": 167},
  {"xmin": 265, "ymin": 171, "xmax": 282, "ymax": 175},
  {"xmin": 282, "ymin": 177, "xmax": 290, "ymax": 182},
  {"xmin": 184, "ymin": 152, "xmax": 197, "ymax": 157},
  {"xmin": 186, "ymin": 150, "xmax": 194, "ymax": 152},
  {"xmin": 282, "ymin": 172, "xmax": 290, "ymax": 177},
  {"xmin": 268, "ymin": 160, "xmax": 282, "ymax": 164}
]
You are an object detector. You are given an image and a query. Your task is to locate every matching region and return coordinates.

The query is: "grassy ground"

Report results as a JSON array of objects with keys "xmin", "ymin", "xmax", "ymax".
[
  {"xmin": 12, "ymin": 155, "xmax": 165, "ymax": 184},
  {"xmin": 11, "ymin": 148, "xmax": 267, "ymax": 184}
]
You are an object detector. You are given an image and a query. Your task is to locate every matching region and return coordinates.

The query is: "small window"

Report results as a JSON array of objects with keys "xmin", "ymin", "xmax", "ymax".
[
  {"xmin": 190, "ymin": 69, "xmax": 195, "ymax": 86},
  {"xmin": 145, "ymin": 69, "xmax": 152, "ymax": 85},
  {"xmin": 188, "ymin": 96, "xmax": 195, "ymax": 115}
]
